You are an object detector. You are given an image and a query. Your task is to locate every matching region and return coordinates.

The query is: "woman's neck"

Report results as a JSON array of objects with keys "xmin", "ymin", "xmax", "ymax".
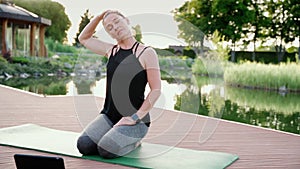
[{"xmin": 117, "ymin": 36, "xmax": 137, "ymax": 49}]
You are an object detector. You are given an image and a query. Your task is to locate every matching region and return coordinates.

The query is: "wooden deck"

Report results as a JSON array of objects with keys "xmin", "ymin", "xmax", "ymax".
[{"xmin": 0, "ymin": 84, "xmax": 299, "ymax": 169}]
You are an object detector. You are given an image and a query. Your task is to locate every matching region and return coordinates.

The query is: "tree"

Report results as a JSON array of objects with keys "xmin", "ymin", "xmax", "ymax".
[
  {"xmin": 209, "ymin": 30, "xmax": 230, "ymax": 61},
  {"xmin": 173, "ymin": 0, "xmax": 212, "ymax": 55},
  {"xmin": 74, "ymin": 9, "xmax": 93, "ymax": 47},
  {"xmin": 211, "ymin": 0, "xmax": 254, "ymax": 61},
  {"xmin": 174, "ymin": 0, "xmax": 299, "ymax": 63},
  {"xmin": 264, "ymin": 0, "xmax": 299, "ymax": 62},
  {"xmin": 174, "ymin": 0, "xmax": 254, "ymax": 60},
  {"xmin": 13, "ymin": 0, "xmax": 71, "ymax": 43},
  {"xmin": 286, "ymin": 0, "xmax": 300, "ymax": 61},
  {"xmin": 247, "ymin": 0, "xmax": 270, "ymax": 61},
  {"xmin": 132, "ymin": 24, "xmax": 143, "ymax": 43}
]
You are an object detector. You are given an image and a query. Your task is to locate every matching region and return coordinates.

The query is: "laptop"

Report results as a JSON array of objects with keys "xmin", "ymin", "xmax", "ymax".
[{"xmin": 14, "ymin": 154, "xmax": 65, "ymax": 169}]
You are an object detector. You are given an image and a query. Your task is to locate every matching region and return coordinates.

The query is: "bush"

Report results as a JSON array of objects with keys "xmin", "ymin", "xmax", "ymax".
[
  {"xmin": 0, "ymin": 62, "xmax": 15, "ymax": 74},
  {"xmin": 183, "ymin": 47, "xmax": 196, "ymax": 59},
  {"xmin": 159, "ymin": 56, "xmax": 191, "ymax": 69},
  {"xmin": 0, "ymin": 56, "xmax": 7, "ymax": 63},
  {"xmin": 12, "ymin": 56, "xmax": 30, "ymax": 64},
  {"xmin": 45, "ymin": 38, "xmax": 77, "ymax": 53},
  {"xmin": 154, "ymin": 48, "xmax": 176, "ymax": 56},
  {"xmin": 233, "ymin": 51, "xmax": 297, "ymax": 64},
  {"xmin": 192, "ymin": 58, "xmax": 229, "ymax": 77},
  {"xmin": 192, "ymin": 58, "xmax": 207, "ymax": 75}
]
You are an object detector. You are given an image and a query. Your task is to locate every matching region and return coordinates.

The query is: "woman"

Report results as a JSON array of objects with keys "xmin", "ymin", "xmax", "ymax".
[{"xmin": 76, "ymin": 10, "xmax": 161, "ymax": 158}]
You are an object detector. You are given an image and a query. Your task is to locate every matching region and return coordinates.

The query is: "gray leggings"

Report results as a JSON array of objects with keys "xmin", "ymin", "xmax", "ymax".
[{"xmin": 77, "ymin": 114, "xmax": 148, "ymax": 158}]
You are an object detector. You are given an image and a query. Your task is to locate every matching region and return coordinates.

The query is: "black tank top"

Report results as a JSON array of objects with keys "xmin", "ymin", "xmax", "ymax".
[{"xmin": 100, "ymin": 42, "xmax": 150, "ymax": 126}]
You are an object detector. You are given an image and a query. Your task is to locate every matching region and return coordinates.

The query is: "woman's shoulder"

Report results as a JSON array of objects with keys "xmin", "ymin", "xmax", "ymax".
[{"xmin": 137, "ymin": 44, "xmax": 157, "ymax": 57}]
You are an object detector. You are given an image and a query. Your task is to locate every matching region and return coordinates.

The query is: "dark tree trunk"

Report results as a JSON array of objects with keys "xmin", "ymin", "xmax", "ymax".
[{"xmin": 230, "ymin": 42, "xmax": 236, "ymax": 62}]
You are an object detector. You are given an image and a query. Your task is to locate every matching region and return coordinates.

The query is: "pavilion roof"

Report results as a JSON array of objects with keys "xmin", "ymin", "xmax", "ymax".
[{"xmin": 0, "ymin": 3, "xmax": 51, "ymax": 26}]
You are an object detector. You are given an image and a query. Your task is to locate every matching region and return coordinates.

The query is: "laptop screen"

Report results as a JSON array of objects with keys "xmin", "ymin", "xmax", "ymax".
[{"xmin": 14, "ymin": 154, "xmax": 65, "ymax": 169}]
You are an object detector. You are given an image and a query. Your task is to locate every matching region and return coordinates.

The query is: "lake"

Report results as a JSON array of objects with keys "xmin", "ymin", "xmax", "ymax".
[{"xmin": 0, "ymin": 75, "xmax": 299, "ymax": 135}]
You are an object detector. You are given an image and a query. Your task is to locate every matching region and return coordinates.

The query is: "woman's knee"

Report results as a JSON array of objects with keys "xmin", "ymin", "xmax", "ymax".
[
  {"xmin": 97, "ymin": 146, "xmax": 119, "ymax": 159},
  {"xmin": 77, "ymin": 135, "xmax": 98, "ymax": 155},
  {"xmin": 97, "ymin": 135, "xmax": 121, "ymax": 158}
]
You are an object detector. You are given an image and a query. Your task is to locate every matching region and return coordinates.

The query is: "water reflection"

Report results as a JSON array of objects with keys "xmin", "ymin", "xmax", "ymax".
[
  {"xmin": 68, "ymin": 77, "xmax": 187, "ymax": 111},
  {"xmin": 0, "ymin": 76, "xmax": 70, "ymax": 95},
  {"xmin": 0, "ymin": 76, "xmax": 299, "ymax": 134},
  {"xmin": 224, "ymin": 87, "xmax": 300, "ymax": 134},
  {"xmin": 174, "ymin": 76, "xmax": 300, "ymax": 135}
]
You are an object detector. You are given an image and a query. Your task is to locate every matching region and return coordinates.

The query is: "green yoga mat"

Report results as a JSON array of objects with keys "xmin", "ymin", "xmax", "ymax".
[{"xmin": 0, "ymin": 124, "xmax": 238, "ymax": 169}]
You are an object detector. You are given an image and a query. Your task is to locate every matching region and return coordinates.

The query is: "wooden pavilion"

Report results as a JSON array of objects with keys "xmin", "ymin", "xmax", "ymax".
[{"xmin": 0, "ymin": 1, "xmax": 51, "ymax": 57}]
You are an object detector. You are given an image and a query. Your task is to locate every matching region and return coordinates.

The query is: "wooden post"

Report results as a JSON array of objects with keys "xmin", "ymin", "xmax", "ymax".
[
  {"xmin": 1, "ymin": 19, "xmax": 8, "ymax": 55},
  {"xmin": 30, "ymin": 23, "xmax": 36, "ymax": 56},
  {"xmin": 39, "ymin": 25, "xmax": 45, "ymax": 57},
  {"xmin": 12, "ymin": 24, "xmax": 17, "ymax": 52}
]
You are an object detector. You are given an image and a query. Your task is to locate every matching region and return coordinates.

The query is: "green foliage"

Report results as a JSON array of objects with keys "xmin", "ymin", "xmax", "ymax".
[
  {"xmin": 192, "ymin": 31, "xmax": 233, "ymax": 76},
  {"xmin": 247, "ymin": 0, "xmax": 271, "ymax": 49},
  {"xmin": 191, "ymin": 58, "xmax": 207, "ymax": 75},
  {"xmin": 173, "ymin": 0, "xmax": 298, "ymax": 53},
  {"xmin": 224, "ymin": 62, "xmax": 300, "ymax": 91},
  {"xmin": 173, "ymin": 0, "xmax": 211, "ymax": 47},
  {"xmin": 265, "ymin": 0, "xmax": 299, "ymax": 45},
  {"xmin": 0, "ymin": 56, "xmax": 75, "ymax": 76},
  {"xmin": 45, "ymin": 38, "xmax": 77, "ymax": 53},
  {"xmin": 43, "ymin": 81, "xmax": 67, "ymax": 95},
  {"xmin": 174, "ymin": 0, "xmax": 255, "ymax": 49},
  {"xmin": 0, "ymin": 62, "xmax": 14, "ymax": 74},
  {"xmin": 132, "ymin": 24, "xmax": 143, "ymax": 43},
  {"xmin": 158, "ymin": 56, "xmax": 192, "ymax": 80},
  {"xmin": 154, "ymin": 48, "xmax": 176, "ymax": 57},
  {"xmin": 159, "ymin": 56, "xmax": 191, "ymax": 69},
  {"xmin": 12, "ymin": 57, "xmax": 30, "ymax": 64},
  {"xmin": 206, "ymin": 30, "xmax": 230, "ymax": 61},
  {"xmin": 286, "ymin": 46, "xmax": 298, "ymax": 53},
  {"xmin": 0, "ymin": 56, "xmax": 8, "ymax": 63},
  {"xmin": 192, "ymin": 58, "xmax": 229, "ymax": 77},
  {"xmin": 74, "ymin": 9, "xmax": 93, "ymax": 47},
  {"xmin": 212, "ymin": 0, "xmax": 254, "ymax": 43},
  {"xmin": 13, "ymin": 0, "xmax": 71, "ymax": 43},
  {"xmin": 234, "ymin": 51, "xmax": 297, "ymax": 64},
  {"xmin": 183, "ymin": 47, "xmax": 196, "ymax": 59}
]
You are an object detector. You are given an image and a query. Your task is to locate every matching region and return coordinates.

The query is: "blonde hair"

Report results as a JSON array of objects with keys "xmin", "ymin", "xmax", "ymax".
[{"xmin": 103, "ymin": 10, "xmax": 125, "ymax": 21}]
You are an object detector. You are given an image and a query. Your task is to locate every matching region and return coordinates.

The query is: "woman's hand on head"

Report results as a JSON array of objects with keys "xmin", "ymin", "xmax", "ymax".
[{"xmin": 99, "ymin": 10, "xmax": 111, "ymax": 20}]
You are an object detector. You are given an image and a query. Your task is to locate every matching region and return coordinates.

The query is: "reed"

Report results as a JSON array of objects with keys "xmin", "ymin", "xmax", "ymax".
[{"xmin": 224, "ymin": 62, "xmax": 300, "ymax": 92}]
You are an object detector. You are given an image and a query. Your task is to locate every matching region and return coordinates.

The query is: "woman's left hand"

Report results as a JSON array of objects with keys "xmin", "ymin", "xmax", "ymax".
[{"xmin": 114, "ymin": 117, "xmax": 136, "ymax": 127}]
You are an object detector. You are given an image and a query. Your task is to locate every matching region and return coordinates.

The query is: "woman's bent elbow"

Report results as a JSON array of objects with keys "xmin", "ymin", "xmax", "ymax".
[
  {"xmin": 153, "ymin": 89, "xmax": 161, "ymax": 99},
  {"xmin": 78, "ymin": 35, "xmax": 86, "ymax": 45}
]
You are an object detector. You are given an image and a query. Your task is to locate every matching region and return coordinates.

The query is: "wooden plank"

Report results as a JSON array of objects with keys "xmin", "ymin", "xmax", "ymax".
[
  {"xmin": 0, "ymin": 85, "xmax": 299, "ymax": 168},
  {"xmin": 0, "ymin": 85, "xmax": 133, "ymax": 169}
]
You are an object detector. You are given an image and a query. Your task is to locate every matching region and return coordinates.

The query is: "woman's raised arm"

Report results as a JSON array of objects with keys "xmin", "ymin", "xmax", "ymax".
[{"xmin": 79, "ymin": 11, "xmax": 114, "ymax": 57}]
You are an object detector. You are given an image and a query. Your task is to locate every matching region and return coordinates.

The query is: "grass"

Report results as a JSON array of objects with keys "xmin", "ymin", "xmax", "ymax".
[{"xmin": 224, "ymin": 62, "xmax": 300, "ymax": 92}]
